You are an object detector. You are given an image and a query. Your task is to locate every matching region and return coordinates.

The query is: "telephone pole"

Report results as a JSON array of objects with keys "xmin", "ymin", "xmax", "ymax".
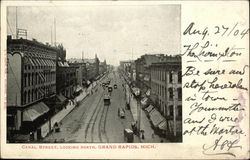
[
  {"xmin": 16, "ymin": 7, "xmax": 18, "ymax": 39},
  {"xmin": 54, "ymin": 18, "xmax": 56, "ymax": 46}
]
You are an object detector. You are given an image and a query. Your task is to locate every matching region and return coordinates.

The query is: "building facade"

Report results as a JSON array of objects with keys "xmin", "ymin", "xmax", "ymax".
[
  {"xmin": 135, "ymin": 54, "xmax": 165, "ymax": 95},
  {"xmin": 150, "ymin": 55, "xmax": 182, "ymax": 138},
  {"xmin": 56, "ymin": 61, "xmax": 77, "ymax": 99},
  {"xmin": 7, "ymin": 36, "xmax": 57, "ymax": 140},
  {"xmin": 68, "ymin": 60, "xmax": 87, "ymax": 88}
]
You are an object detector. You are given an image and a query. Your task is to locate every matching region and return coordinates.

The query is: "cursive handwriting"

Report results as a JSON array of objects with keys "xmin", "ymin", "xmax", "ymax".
[
  {"xmin": 203, "ymin": 135, "xmax": 242, "ymax": 157},
  {"xmin": 182, "ymin": 41, "xmax": 243, "ymax": 61},
  {"xmin": 189, "ymin": 102, "xmax": 244, "ymax": 115}
]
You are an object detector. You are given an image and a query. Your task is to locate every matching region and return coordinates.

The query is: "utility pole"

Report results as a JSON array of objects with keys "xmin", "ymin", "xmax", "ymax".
[
  {"xmin": 54, "ymin": 18, "xmax": 56, "ymax": 46},
  {"xmin": 137, "ymin": 98, "xmax": 141, "ymax": 136},
  {"xmin": 51, "ymin": 25, "xmax": 53, "ymax": 45},
  {"xmin": 16, "ymin": 7, "xmax": 18, "ymax": 39}
]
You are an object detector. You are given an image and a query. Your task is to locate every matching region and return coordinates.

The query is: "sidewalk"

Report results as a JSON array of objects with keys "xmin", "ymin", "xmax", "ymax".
[{"xmin": 126, "ymin": 84, "xmax": 168, "ymax": 143}]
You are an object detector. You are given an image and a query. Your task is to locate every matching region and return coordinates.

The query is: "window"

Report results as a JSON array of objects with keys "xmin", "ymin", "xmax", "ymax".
[
  {"xmin": 169, "ymin": 71, "xmax": 173, "ymax": 83},
  {"xmin": 24, "ymin": 73, "xmax": 27, "ymax": 87},
  {"xmin": 178, "ymin": 88, "xmax": 182, "ymax": 100},
  {"xmin": 178, "ymin": 105, "xmax": 182, "ymax": 118},
  {"xmin": 28, "ymin": 73, "xmax": 31, "ymax": 86},
  {"xmin": 178, "ymin": 71, "xmax": 182, "ymax": 83},
  {"xmin": 23, "ymin": 91, "xmax": 27, "ymax": 104},
  {"xmin": 28, "ymin": 90, "xmax": 31, "ymax": 103},
  {"xmin": 169, "ymin": 88, "xmax": 173, "ymax": 100},
  {"xmin": 31, "ymin": 90, "xmax": 34, "ymax": 102},
  {"xmin": 31, "ymin": 73, "xmax": 34, "ymax": 85},
  {"xmin": 169, "ymin": 105, "xmax": 174, "ymax": 117}
]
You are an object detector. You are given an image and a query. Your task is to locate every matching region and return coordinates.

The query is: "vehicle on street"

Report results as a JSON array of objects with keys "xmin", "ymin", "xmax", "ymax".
[
  {"xmin": 104, "ymin": 94, "xmax": 111, "ymax": 105},
  {"xmin": 114, "ymin": 84, "xmax": 117, "ymax": 89},
  {"xmin": 124, "ymin": 129, "xmax": 134, "ymax": 143},
  {"xmin": 108, "ymin": 86, "xmax": 113, "ymax": 92},
  {"xmin": 118, "ymin": 108, "xmax": 125, "ymax": 118},
  {"xmin": 107, "ymin": 80, "xmax": 111, "ymax": 85}
]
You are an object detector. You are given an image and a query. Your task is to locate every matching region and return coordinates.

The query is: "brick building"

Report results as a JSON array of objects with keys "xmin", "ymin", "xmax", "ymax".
[
  {"xmin": 7, "ymin": 36, "xmax": 57, "ymax": 141},
  {"xmin": 135, "ymin": 54, "xmax": 165, "ymax": 96},
  {"xmin": 150, "ymin": 55, "xmax": 182, "ymax": 139},
  {"xmin": 68, "ymin": 59, "xmax": 87, "ymax": 88}
]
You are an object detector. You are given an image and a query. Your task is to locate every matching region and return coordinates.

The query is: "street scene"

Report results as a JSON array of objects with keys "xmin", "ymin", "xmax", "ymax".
[{"xmin": 6, "ymin": 5, "xmax": 182, "ymax": 143}]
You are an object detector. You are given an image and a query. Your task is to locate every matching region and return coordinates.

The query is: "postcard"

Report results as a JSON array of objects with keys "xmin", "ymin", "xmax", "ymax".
[{"xmin": 0, "ymin": 0, "xmax": 249, "ymax": 159}]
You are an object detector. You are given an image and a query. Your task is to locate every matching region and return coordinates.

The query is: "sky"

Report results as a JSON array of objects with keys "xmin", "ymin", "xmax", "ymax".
[{"xmin": 7, "ymin": 5, "xmax": 180, "ymax": 66}]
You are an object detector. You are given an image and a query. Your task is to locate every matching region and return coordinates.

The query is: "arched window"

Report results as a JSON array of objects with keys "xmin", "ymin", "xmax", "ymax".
[
  {"xmin": 23, "ymin": 91, "xmax": 27, "ymax": 104},
  {"xmin": 24, "ymin": 73, "xmax": 27, "ymax": 87}
]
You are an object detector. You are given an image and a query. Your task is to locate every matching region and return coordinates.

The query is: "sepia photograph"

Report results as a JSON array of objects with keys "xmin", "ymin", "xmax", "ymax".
[
  {"xmin": 1, "ymin": 0, "xmax": 249, "ymax": 159},
  {"xmin": 6, "ymin": 5, "xmax": 182, "ymax": 143}
]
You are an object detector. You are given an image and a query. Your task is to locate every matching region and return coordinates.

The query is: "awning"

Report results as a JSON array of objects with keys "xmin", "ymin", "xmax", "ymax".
[
  {"xmin": 51, "ymin": 60, "xmax": 56, "ymax": 66},
  {"xmin": 150, "ymin": 109, "xmax": 165, "ymax": 127},
  {"xmin": 38, "ymin": 58, "xmax": 45, "ymax": 66},
  {"xmin": 58, "ymin": 62, "xmax": 63, "ymax": 67},
  {"xmin": 44, "ymin": 59, "xmax": 50, "ymax": 66},
  {"xmin": 23, "ymin": 102, "xmax": 50, "ymax": 121},
  {"xmin": 28, "ymin": 58, "xmax": 35, "ymax": 66},
  {"xmin": 158, "ymin": 120, "xmax": 167, "ymax": 130},
  {"xmin": 48, "ymin": 60, "xmax": 53, "ymax": 67},
  {"xmin": 76, "ymin": 86, "xmax": 83, "ymax": 92},
  {"xmin": 56, "ymin": 94, "xmax": 67, "ymax": 103},
  {"xmin": 141, "ymin": 97, "xmax": 148, "ymax": 106},
  {"xmin": 145, "ymin": 105, "xmax": 154, "ymax": 113},
  {"xmin": 41, "ymin": 59, "xmax": 48, "ymax": 66},
  {"xmin": 34, "ymin": 58, "xmax": 42, "ymax": 66}
]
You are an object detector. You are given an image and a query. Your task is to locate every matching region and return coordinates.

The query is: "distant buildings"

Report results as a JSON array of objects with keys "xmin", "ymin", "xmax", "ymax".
[{"xmin": 68, "ymin": 54, "xmax": 107, "ymax": 84}]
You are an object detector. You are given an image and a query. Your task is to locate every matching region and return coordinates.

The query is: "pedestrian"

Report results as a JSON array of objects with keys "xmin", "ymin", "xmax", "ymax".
[
  {"xmin": 141, "ymin": 133, "xmax": 145, "ymax": 140},
  {"xmin": 152, "ymin": 132, "xmax": 155, "ymax": 139}
]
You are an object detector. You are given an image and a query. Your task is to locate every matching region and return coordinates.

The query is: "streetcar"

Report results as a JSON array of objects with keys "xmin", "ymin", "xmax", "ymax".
[{"xmin": 104, "ymin": 94, "xmax": 111, "ymax": 105}]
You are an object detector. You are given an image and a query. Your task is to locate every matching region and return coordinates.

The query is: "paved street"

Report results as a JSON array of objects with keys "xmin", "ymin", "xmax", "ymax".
[{"xmin": 43, "ymin": 71, "xmax": 164, "ymax": 143}]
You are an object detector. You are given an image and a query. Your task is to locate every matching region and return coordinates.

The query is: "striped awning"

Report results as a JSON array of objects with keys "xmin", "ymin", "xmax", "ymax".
[
  {"xmin": 23, "ymin": 102, "xmax": 50, "ymax": 121},
  {"xmin": 145, "ymin": 105, "xmax": 154, "ymax": 113},
  {"xmin": 150, "ymin": 109, "xmax": 165, "ymax": 127}
]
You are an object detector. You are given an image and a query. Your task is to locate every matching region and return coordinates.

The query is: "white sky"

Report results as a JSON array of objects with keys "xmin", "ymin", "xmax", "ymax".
[{"xmin": 7, "ymin": 5, "xmax": 180, "ymax": 66}]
